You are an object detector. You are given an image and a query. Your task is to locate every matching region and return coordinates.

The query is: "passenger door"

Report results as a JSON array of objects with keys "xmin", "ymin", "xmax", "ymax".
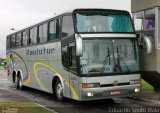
[{"xmin": 68, "ymin": 41, "xmax": 79, "ymax": 100}]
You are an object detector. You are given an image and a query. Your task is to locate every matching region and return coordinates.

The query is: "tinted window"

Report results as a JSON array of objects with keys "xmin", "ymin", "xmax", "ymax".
[
  {"xmin": 22, "ymin": 30, "xmax": 29, "ymax": 46},
  {"xmin": 69, "ymin": 42, "xmax": 77, "ymax": 73},
  {"xmin": 7, "ymin": 36, "xmax": 10, "ymax": 49},
  {"xmin": 38, "ymin": 23, "xmax": 48, "ymax": 43},
  {"xmin": 76, "ymin": 12, "xmax": 133, "ymax": 33},
  {"xmin": 30, "ymin": 27, "xmax": 37, "ymax": 44},
  {"xmin": 38, "ymin": 25, "xmax": 43, "ymax": 43},
  {"xmin": 62, "ymin": 45, "xmax": 68, "ymax": 68},
  {"xmin": 48, "ymin": 19, "xmax": 60, "ymax": 41},
  {"xmin": 49, "ymin": 20, "xmax": 56, "ymax": 41},
  {"xmin": 62, "ymin": 16, "xmax": 74, "ymax": 38},
  {"xmin": 10, "ymin": 35, "xmax": 15, "ymax": 48},
  {"xmin": 16, "ymin": 33, "xmax": 21, "ymax": 47}
]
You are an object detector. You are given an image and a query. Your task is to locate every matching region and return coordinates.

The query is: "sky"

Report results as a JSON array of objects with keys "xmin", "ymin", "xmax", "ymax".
[{"xmin": 0, "ymin": 0, "xmax": 131, "ymax": 58}]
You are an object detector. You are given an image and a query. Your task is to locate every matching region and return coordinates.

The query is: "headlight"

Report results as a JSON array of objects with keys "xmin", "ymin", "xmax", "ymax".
[
  {"xmin": 82, "ymin": 83, "xmax": 100, "ymax": 88},
  {"xmin": 87, "ymin": 92, "xmax": 94, "ymax": 96},
  {"xmin": 135, "ymin": 88, "xmax": 140, "ymax": 92},
  {"xmin": 130, "ymin": 80, "xmax": 141, "ymax": 85}
]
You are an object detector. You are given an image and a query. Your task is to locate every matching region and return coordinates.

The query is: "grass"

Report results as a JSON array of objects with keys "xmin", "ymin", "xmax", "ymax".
[
  {"xmin": 0, "ymin": 102, "xmax": 54, "ymax": 113},
  {"xmin": 141, "ymin": 79, "xmax": 154, "ymax": 91}
]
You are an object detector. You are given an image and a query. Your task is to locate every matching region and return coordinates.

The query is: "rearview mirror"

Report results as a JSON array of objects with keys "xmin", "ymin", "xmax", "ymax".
[
  {"xmin": 143, "ymin": 35, "xmax": 153, "ymax": 54},
  {"xmin": 137, "ymin": 33, "xmax": 152, "ymax": 54},
  {"xmin": 75, "ymin": 34, "xmax": 83, "ymax": 56}
]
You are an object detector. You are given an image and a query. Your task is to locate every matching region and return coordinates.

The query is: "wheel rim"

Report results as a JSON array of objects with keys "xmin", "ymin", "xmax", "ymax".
[{"xmin": 56, "ymin": 82, "xmax": 63, "ymax": 99}]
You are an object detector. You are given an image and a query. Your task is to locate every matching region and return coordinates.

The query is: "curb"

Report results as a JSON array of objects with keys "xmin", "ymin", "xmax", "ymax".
[{"xmin": 34, "ymin": 103, "xmax": 59, "ymax": 113}]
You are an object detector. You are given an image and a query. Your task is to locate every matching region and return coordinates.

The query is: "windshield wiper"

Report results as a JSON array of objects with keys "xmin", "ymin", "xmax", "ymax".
[
  {"xmin": 102, "ymin": 47, "xmax": 110, "ymax": 72},
  {"xmin": 116, "ymin": 47, "xmax": 130, "ymax": 73}
]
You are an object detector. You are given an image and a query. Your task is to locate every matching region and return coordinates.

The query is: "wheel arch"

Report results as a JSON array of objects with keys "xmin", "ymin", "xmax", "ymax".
[{"xmin": 52, "ymin": 74, "xmax": 65, "ymax": 94}]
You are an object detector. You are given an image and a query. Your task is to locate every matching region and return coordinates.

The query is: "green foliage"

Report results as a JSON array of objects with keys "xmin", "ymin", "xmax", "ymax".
[
  {"xmin": 141, "ymin": 79, "xmax": 154, "ymax": 91},
  {"xmin": 0, "ymin": 60, "xmax": 2, "ymax": 66}
]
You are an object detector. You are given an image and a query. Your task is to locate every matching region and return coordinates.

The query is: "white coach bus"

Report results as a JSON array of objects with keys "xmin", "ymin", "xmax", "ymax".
[{"xmin": 6, "ymin": 9, "xmax": 141, "ymax": 101}]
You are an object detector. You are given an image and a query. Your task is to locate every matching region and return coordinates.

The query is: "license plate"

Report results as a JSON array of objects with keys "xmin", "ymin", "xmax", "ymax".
[{"xmin": 110, "ymin": 90, "xmax": 120, "ymax": 95}]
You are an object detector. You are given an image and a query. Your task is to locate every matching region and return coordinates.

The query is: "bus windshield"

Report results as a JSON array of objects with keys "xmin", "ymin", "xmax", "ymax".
[
  {"xmin": 75, "ymin": 12, "xmax": 134, "ymax": 33},
  {"xmin": 80, "ymin": 39, "xmax": 139, "ymax": 74}
]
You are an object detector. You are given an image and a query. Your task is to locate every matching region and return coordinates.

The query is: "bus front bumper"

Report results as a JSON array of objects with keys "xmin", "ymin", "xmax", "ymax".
[{"xmin": 79, "ymin": 84, "xmax": 141, "ymax": 101}]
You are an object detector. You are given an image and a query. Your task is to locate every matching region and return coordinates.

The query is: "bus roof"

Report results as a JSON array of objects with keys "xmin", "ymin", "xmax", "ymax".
[
  {"xmin": 73, "ymin": 8, "xmax": 130, "ymax": 14},
  {"xmin": 7, "ymin": 8, "xmax": 130, "ymax": 36}
]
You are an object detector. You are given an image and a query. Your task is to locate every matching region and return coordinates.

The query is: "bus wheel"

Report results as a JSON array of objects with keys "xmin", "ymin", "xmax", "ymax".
[
  {"xmin": 16, "ymin": 76, "xmax": 23, "ymax": 90},
  {"xmin": 15, "ymin": 76, "xmax": 19, "ymax": 89},
  {"xmin": 55, "ymin": 79, "xmax": 64, "ymax": 101}
]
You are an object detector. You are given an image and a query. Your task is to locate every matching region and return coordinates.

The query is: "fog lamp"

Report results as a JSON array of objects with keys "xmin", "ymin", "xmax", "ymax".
[
  {"xmin": 135, "ymin": 88, "xmax": 140, "ymax": 93},
  {"xmin": 87, "ymin": 92, "xmax": 94, "ymax": 97}
]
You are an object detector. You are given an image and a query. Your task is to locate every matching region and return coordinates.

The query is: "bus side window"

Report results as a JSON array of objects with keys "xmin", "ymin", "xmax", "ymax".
[
  {"xmin": 7, "ymin": 36, "xmax": 10, "ymax": 49},
  {"xmin": 69, "ymin": 42, "xmax": 77, "ymax": 73},
  {"xmin": 10, "ymin": 35, "xmax": 16, "ymax": 48},
  {"xmin": 56, "ymin": 19, "xmax": 60, "ymax": 39},
  {"xmin": 22, "ymin": 30, "xmax": 29, "ymax": 46},
  {"xmin": 62, "ymin": 45, "xmax": 68, "ymax": 68},
  {"xmin": 38, "ymin": 23, "xmax": 48, "ymax": 43},
  {"xmin": 15, "ymin": 32, "xmax": 22, "ymax": 47},
  {"xmin": 49, "ymin": 20, "xmax": 56, "ymax": 41},
  {"xmin": 30, "ymin": 27, "xmax": 37, "ymax": 45},
  {"xmin": 62, "ymin": 16, "xmax": 74, "ymax": 39}
]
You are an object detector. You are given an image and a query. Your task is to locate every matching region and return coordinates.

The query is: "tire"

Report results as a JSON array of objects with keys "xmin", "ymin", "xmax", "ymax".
[
  {"xmin": 16, "ymin": 76, "xmax": 23, "ymax": 90},
  {"xmin": 55, "ymin": 79, "xmax": 64, "ymax": 101},
  {"xmin": 15, "ymin": 76, "xmax": 19, "ymax": 89}
]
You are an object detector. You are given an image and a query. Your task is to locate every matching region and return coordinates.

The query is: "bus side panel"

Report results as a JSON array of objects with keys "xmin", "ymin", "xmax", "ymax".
[
  {"xmin": 6, "ymin": 50, "xmax": 28, "ymax": 84},
  {"xmin": 49, "ymin": 61, "xmax": 71, "ymax": 98},
  {"xmin": 69, "ymin": 73, "xmax": 80, "ymax": 100},
  {"xmin": 24, "ymin": 42, "xmax": 60, "ymax": 93},
  {"xmin": 69, "ymin": 75, "xmax": 87, "ymax": 100},
  {"xmin": 27, "ymin": 60, "xmax": 53, "ymax": 92},
  {"xmin": 6, "ymin": 51, "xmax": 15, "ymax": 83},
  {"xmin": 48, "ymin": 42, "xmax": 71, "ymax": 98},
  {"xmin": 6, "ymin": 42, "xmax": 73, "ymax": 99}
]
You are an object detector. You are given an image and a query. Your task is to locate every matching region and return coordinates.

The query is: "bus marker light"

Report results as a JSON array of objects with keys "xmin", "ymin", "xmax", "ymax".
[{"xmin": 82, "ymin": 84, "xmax": 87, "ymax": 88}]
